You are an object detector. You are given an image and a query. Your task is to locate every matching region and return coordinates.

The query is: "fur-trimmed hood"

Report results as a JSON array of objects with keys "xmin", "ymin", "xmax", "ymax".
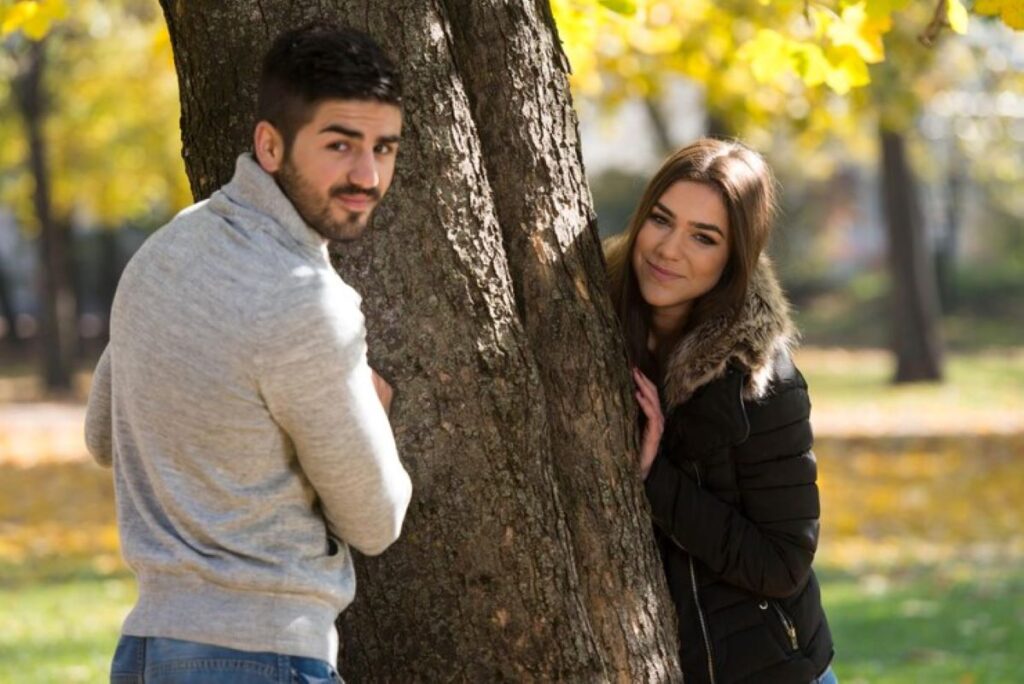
[{"xmin": 663, "ymin": 255, "xmax": 796, "ymax": 409}]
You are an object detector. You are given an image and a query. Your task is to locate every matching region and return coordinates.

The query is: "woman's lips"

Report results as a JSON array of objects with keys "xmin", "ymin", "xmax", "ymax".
[{"xmin": 646, "ymin": 259, "xmax": 680, "ymax": 281}]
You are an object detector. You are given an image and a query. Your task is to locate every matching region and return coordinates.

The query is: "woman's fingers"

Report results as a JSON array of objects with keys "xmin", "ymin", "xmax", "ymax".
[
  {"xmin": 632, "ymin": 368, "xmax": 660, "ymax": 403},
  {"xmin": 635, "ymin": 389, "xmax": 659, "ymax": 421}
]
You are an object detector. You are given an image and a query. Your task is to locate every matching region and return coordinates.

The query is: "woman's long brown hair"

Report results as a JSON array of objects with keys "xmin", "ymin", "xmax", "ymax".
[{"xmin": 604, "ymin": 138, "xmax": 778, "ymax": 382}]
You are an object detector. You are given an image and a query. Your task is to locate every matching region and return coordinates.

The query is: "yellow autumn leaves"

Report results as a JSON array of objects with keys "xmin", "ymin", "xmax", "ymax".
[
  {"xmin": 551, "ymin": 0, "xmax": 1016, "ymax": 101},
  {"xmin": 975, "ymin": 0, "xmax": 1024, "ymax": 29},
  {"xmin": 0, "ymin": 0, "xmax": 67, "ymax": 40},
  {"xmin": 0, "ymin": 1, "xmax": 191, "ymax": 234}
]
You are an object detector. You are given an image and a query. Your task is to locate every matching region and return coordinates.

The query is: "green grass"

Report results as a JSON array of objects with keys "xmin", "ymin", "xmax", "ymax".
[
  {"xmin": 0, "ymin": 573, "xmax": 134, "ymax": 683},
  {"xmin": 822, "ymin": 565, "xmax": 1024, "ymax": 683},
  {"xmin": 800, "ymin": 348, "xmax": 1024, "ymax": 409},
  {"xmin": 790, "ymin": 348, "xmax": 1024, "ymax": 438}
]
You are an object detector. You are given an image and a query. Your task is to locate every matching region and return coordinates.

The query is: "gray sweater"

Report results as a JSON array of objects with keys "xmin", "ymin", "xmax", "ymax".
[{"xmin": 85, "ymin": 154, "xmax": 412, "ymax": 663}]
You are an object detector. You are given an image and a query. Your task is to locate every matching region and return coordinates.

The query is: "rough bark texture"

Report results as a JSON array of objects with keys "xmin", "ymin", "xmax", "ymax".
[
  {"xmin": 158, "ymin": 1, "xmax": 681, "ymax": 680},
  {"xmin": 880, "ymin": 128, "xmax": 944, "ymax": 383},
  {"xmin": 13, "ymin": 38, "xmax": 75, "ymax": 390}
]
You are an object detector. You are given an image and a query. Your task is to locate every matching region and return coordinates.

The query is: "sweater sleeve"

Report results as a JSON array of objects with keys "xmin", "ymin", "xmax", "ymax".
[
  {"xmin": 84, "ymin": 345, "xmax": 113, "ymax": 468},
  {"xmin": 256, "ymin": 276, "xmax": 412, "ymax": 557},
  {"xmin": 645, "ymin": 384, "xmax": 819, "ymax": 598}
]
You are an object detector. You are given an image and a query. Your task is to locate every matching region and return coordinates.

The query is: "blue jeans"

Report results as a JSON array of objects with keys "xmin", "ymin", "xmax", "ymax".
[
  {"xmin": 813, "ymin": 665, "xmax": 839, "ymax": 684},
  {"xmin": 110, "ymin": 635, "xmax": 342, "ymax": 683}
]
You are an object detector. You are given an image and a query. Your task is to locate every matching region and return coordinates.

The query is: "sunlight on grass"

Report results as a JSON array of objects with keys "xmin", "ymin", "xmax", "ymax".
[{"xmin": 797, "ymin": 348, "xmax": 1024, "ymax": 436}]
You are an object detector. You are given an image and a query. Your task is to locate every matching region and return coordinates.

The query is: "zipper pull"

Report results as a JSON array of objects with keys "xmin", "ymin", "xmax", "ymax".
[{"xmin": 785, "ymin": 624, "xmax": 798, "ymax": 651}]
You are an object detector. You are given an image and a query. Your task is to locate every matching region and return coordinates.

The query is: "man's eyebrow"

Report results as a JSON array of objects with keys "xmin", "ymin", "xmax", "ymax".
[
  {"xmin": 319, "ymin": 123, "xmax": 363, "ymax": 138},
  {"xmin": 318, "ymin": 124, "xmax": 401, "ymax": 145}
]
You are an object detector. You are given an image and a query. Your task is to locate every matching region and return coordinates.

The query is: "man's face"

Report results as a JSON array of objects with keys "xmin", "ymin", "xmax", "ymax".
[{"xmin": 275, "ymin": 100, "xmax": 402, "ymax": 242}]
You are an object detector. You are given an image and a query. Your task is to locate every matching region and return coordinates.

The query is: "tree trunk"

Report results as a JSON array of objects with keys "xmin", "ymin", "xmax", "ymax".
[
  {"xmin": 158, "ymin": 1, "xmax": 681, "ymax": 680},
  {"xmin": 935, "ymin": 146, "xmax": 965, "ymax": 313},
  {"xmin": 0, "ymin": 258, "xmax": 18, "ymax": 345},
  {"xmin": 13, "ymin": 38, "xmax": 75, "ymax": 391},
  {"xmin": 643, "ymin": 95, "xmax": 674, "ymax": 157},
  {"xmin": 879, "ymin": 128, "xmax": 944, "ymax": 383}
]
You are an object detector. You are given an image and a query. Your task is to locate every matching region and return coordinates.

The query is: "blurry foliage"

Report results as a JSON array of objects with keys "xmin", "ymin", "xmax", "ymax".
[
  {"xmin": 974, "ymin": 0, "xmax": 1024, "ymax": 29},
  {"xmin": 794, "ymin": 267, "xmax": 1024, "ymax": 349},
  {"xmin": 0, "ymin": 0, "xmax": 189, "ymax": 235},
  {"xmin": 553, "ymin": 1, "xmax": 1023, "ymax": 181}
]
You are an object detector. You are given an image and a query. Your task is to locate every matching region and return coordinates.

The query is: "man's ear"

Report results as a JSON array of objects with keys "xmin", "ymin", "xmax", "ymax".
[{"xmin": 254, "ymin": 121, "xmax": 285, "ymax": 173}]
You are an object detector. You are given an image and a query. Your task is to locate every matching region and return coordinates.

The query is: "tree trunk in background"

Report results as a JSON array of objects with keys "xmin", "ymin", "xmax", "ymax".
[
  {"xmin": 0, "ymin": 260, "xmax": 17, "ymax": 345},
  {"xmin": 935, "ymin": 146, "xmax": 965, "ymax": 313},
  {"xmin": 13, "ymin": 38, "xmax": 75, "ymax": 391},
  {"xmin": 158, "ymin": 1, "xmax": 681, "ymax": 680},
  {"xmin": 879, "ymin": 128, "xmax": 944, "ymax": 383},
  {"xmin": 643, "ymin": 95, "xmax": 674, "ymax": 157}
]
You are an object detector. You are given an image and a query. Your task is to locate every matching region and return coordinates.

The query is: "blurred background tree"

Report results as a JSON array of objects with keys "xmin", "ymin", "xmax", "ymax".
[{"xmin": 1, "ymin": 0, "xmax": 189, "ymax": 390}]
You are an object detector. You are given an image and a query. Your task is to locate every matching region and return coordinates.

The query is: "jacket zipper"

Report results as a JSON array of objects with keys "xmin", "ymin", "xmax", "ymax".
[
  {"xmin": 689, "ymin": 463, "xmax": 717, "ymax": 684},
  {"xmin": 760, "ymin": 599, "xmax": 799, "ymax": 651}
]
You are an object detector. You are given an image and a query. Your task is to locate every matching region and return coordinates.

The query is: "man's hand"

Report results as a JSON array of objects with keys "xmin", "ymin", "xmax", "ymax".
[{"xmin": 371, "ymin": 369, "xmax": 394, "ymax": 415}]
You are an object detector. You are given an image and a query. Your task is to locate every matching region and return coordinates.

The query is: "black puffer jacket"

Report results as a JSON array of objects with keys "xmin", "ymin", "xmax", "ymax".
[{"xmin": 644, "ymin": 258, "xmax": 834, "ymax": 684}]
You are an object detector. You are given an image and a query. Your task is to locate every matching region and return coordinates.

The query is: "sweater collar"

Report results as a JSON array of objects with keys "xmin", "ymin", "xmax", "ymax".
[{"xmin": 220, "ymin": 153, "xmax": 327, "ymax": 252}]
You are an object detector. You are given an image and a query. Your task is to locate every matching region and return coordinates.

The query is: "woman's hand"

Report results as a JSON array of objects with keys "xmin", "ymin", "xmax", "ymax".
[{"xmin": 633, "ymin": 367, "xmax": 663, "ymax": 480}]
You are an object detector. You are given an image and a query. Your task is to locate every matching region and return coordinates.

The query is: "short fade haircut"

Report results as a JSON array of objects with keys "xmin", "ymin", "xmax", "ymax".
[{"xmin": 256, "ymin": 24, "xmax": 402, "ymax": 147}]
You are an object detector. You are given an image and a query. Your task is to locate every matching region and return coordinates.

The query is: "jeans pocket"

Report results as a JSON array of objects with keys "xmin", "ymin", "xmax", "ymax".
[
  {"xmin": 290, "ymin": 658, "xmax": 342, "ymax": 684},
  {"xmin": 110, "ymin": 635, "xmax": 145, "ymax": 683}
]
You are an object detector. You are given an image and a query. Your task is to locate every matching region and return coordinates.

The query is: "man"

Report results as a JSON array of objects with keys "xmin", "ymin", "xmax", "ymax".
[{"xmin": 85, "ymin": 25, "xmax": 412, "ymax": 682}]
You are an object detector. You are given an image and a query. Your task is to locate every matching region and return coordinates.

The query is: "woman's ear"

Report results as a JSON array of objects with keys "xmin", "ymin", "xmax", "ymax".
[{"xmin": 253, "ymin": 121, "xmax": 285, "ymax": 173}]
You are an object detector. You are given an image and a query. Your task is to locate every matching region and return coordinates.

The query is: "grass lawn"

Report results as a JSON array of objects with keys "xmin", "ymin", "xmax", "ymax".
[
  {"xmin": 0, "ymin": 573, "xmax": 134, "ymax": 684},
  {"xmin": 823, "ymin": 565, "xmax": 1024, "ymax": 683},
  {"xmin": 2, "ymin": 348, "xmax": 1023, "ymax": 680}
]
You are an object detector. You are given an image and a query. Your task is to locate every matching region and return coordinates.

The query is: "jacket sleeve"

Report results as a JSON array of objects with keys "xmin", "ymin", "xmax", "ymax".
[
  {"xmin": 257, "ymin": 277, "xmax": 412, "ymax": 557},
  {"xmin": 84, "ymin": 345, "xmax": 114, "ymax": 468},
  {"xmin": 645, "ymin": 381, "xmax": 819, "ymax": 598}
]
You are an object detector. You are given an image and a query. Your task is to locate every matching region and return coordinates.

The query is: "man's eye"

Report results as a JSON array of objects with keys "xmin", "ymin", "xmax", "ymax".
[
  {"xmin": 329, "ymin": 141, "xmax": 350, "ymax": 151},
  {"xmin": 374, "ymin": 143, "xmax": 395, "ymax": 155}
]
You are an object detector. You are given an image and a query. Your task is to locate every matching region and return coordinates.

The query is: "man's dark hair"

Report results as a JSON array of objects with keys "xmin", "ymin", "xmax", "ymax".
[{"xmin": 256, "ymin": 25, "xmax": 402, "ymax": 147}]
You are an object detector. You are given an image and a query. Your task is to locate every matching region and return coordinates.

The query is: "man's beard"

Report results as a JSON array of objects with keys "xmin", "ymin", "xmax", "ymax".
[{"xmin": 275, "ymin": 159, "xmax": 380, "ymax": 242}]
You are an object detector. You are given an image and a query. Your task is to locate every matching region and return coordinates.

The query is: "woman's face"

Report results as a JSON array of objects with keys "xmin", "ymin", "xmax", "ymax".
[{"xmin": 631, "ymin": 181, "xmax": 731, "ymax": 329}]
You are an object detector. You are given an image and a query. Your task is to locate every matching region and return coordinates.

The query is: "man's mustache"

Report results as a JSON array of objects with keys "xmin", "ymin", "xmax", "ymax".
[{"xmin": 330, "ymin": 185, "xmax": 381, "ymax": 201}]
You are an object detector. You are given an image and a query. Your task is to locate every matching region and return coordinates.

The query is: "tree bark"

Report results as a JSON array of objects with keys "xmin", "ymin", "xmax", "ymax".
[
  {"xmin": 13, "ymin": 38, "xmax": 75, "ymax": 391},
  {"xmin": 879, "ymin": 128, "xmax": 944, "ymax": 383},
  {"xmin": 158, "ymin": 0, "xmax": 681, "ymax": 680}
]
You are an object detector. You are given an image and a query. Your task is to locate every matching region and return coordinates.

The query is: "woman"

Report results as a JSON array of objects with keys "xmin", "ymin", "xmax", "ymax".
[{"xmin": 605, "ymin": 139, "xmax": 836, "ymax": 683}]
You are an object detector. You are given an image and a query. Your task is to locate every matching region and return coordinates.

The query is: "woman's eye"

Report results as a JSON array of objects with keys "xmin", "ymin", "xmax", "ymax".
[
  {"xmin": 694, "ymin": 233, "xmax": 717, "ymax": 246},
  {"xmin": 649, "ymin": 213, "xmax": 669, "ymax": 226}
]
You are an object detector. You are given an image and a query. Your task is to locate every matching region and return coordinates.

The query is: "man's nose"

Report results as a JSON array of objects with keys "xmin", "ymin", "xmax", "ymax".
[{"xmin": 348, "ymin": 149, "xmax": 379, "ymax": 190}]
